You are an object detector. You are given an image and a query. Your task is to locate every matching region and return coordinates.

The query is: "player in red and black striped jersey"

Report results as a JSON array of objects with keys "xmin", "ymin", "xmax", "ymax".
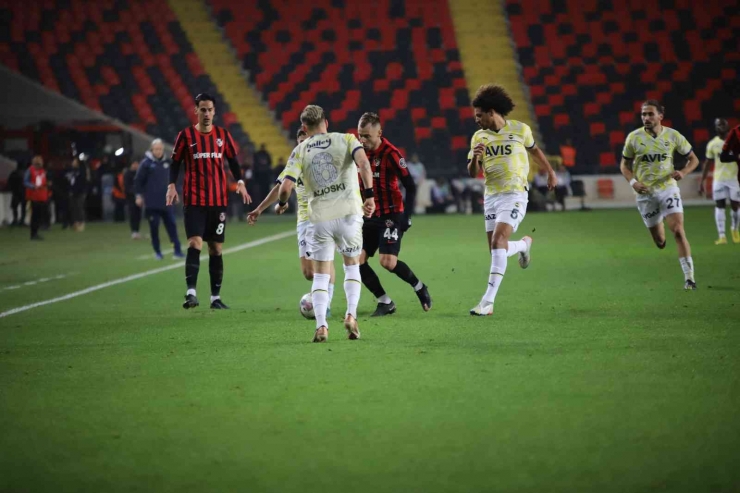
[
  {"xmin": 357, "ymin": 112, "xmax": 431, "ymax": 316},
  {"xmin": 167, "ymin": 93, "xmax": 252, "ymax": 310}
]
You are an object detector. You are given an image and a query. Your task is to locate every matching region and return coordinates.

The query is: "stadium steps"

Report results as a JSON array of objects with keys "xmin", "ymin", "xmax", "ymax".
[
  {"xmin": 166, "ymin": 0, "xmax": 292, "ymax": 160},
  {"xmin": 447, "ymin": 0, "xmax": 541, "ymax": 145}
]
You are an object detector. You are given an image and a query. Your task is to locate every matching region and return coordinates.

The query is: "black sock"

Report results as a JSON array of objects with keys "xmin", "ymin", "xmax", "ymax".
[
  {"xmin": 185, "ymin": 247, "xmax": 200, "ymax": 290},
  {"xmin": 209, "ymin": 254, "xmax": 224, "ymax": 297},
  {"xmin": 391, "ymin": 260, "xmax": 420, "ymax": 289},
  {"xmin": 359, "ymin": 262, "xmax": 386, "ymax": 298}
]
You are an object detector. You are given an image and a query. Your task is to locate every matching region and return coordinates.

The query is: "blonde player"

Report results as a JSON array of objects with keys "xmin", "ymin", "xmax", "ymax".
[
  {"xmin": 699, "ymin": 118, "xmax": 740, "ymax": 244},
  {"xmin": 467, "ymin": 84, "xmax": 557, "ymax": 316},
  {"xmin": 247, "ymin": 129, "xmax": 337, "ymax": 315},
  {"xmin": 277, "ymin": 105, "xmax": 375, "ymax": 342},
  {"xmin": 620, "ymin": 100, "xmax": 700, "ymax": 290}
]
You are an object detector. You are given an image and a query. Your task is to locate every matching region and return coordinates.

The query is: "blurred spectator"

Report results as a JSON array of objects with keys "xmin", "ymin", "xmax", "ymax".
[
  {"xmin": 135, "ymin": 138, "xmax": 183, "ymax": 260},
  {"xmin": 253, "ymin": 143, "xmax": 273, "ymax": 203},
  {"xmin": 112, "ymin": 166, "xmax": 127, "ymax": 222},
  {"xmin": 407, "ymin": 153, "xmax": 427, "ymax": 186},
  {"xmin": 52, "ymin": 165, "xmax": 70, "ymax": 229},
  {"xmin": 66, "ymin": 158, "xmax": 87, "ymax": 232},
  {"xmin": 554, "ymin": 164, "xmax": 571, "ymax": 211},
  {"xmin": 427, "ymin": 178, "xmax": 455, "ymax": 214},
  {"xmin": 533, "ymin": 168, "xmax": 554, "ymax": 211},
  {"xmin": 560, "ymin": 138, "xmax": 576, "ymax": 168},
  {"xmin": 124, "ymin": 160, "xmax": 142, "ymax": 238},
  {"xmin": 24, "ymin": 155, "xmax": 49, "ymax": 240},
  {"xmin": 7, "ymin": 161, "xmax": 26, "ymax": 227}
]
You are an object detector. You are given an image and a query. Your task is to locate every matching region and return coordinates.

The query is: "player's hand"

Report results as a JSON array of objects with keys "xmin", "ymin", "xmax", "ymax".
[
  {"xmin": 237, "ymin": 181, "xmax": 252, "ymax": 204},
  {"xmin": 275, "ymin": 203, "xmax": 289, "ymax": 215},
  {"xmin": 472, "ymin": 143, "xmax": 485, "ymax": 160},
  {"xmin": 363, "ymin": 198, "xmax": 375, "ymax": 217},
  {"xmin": 631, "ymin": 180, "xmax": 649, "ymax": 194},
  {"xmin": 547, "ymin": 171, "xmax": 558, "ymax": 190},
  {"xmin": 165, "ymin": 185, "xmax": 179, "ymax": 205},
  {"xmin": 246, "ymin": 209, "xmax": 261, "ymax": 225},
  {"xmin": 671, "ymin": 170, "xmax": 684, "ymax": 181},
  {"xmin": 135, "ymin": 195, "xmax": 143, "ymax": 207}
]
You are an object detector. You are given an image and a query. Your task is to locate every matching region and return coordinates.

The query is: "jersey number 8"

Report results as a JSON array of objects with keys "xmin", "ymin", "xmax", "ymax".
[{"xmin": 216, "ymin": 223, "xmax": 225, "ymax": 235}]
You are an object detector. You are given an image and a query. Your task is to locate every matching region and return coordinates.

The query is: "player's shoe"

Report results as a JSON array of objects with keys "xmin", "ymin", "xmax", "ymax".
[
  {"xmin": 714, "ymin": 236, "xmax": 727, "ymax": 245},
  {"xmin": 173, "ymin": 251, "xmax": 185, "ymax": 259},
  {"xmin": 732, "ymin": 230, "xmax": 740, "ymax": 243},
  {"xmin": 371, "ymin": 301, "xmax": 397, "ymax": 317},
  {"xmin": 182, "ymin": 294, "xmax": 199, "ymax": 309},
  {"xmin": 312, "ymin": 326, "xmax": 328, "ymax": 343},
  {"xmin": 415, "ymin": 284, "xmax": 432, "ymax": 311},
  {"xmin": 210, "ymin": 299, "xmax": 229, "ymax": 309},
  {"xmin": 155, "ymin": 252, "xmax": 164, "ymax": 260},
  {"xmin": 519, "ymin": 236, "xmax": 533, "ymax": 269},
  {"xmin": 684, "ymin": 280, "xmax": 697, "ymax": 291},
  {"xmin": 344, "ymin": 315, "xmax": 361, "ymax": 340},
  {"xmin": 469, "ymin": 301, "xmax": 494, "ymax": 316}
]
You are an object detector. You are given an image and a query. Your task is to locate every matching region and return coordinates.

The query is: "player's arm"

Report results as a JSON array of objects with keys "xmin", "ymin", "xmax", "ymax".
[
  {"xmin": 672, "ymin": 151, "xmax": 699, "ymax": 180},
  {"xmin": 467, "ymin": 142, "xmax": 484, "ymax": 178},
  {"xmin": 277, "ymin": 147, "xmax": 301, "ymax": 214},
  {"xmin": 699, "ymin": 158, "xmax": 711, "ymax": 195},
  {"xmin": 247, "ymin": 180, "xmax": 282, "ymax": 225},
  {"xmin": 719, "ymin": 127, "xmax": 740, "ymax": 163},
  {"xmin": 620, "ymin": 156, "xmax": 649, "ymax": 194},
  {"xmin": 277, "ymin": 177, "xmax": 295, "ymax": 214},
  {"xmin": 225, "ymin": 156, "xmax": 252, "ymax": 205},
  {"xmin": 526, "ymin": 145, "xmax": 557, "ymax": 189},
  {"xmin": 354, "ymin": 147, "xmax": 376, "ymax": 217}
]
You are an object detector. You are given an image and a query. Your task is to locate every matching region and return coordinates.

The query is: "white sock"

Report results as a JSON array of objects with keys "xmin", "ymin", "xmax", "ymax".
[
  {"xmin": 482, "ymin": 249, "xmax": 507, "ymax": 304},
  {"xmin": 210, "ymin": 295, "xmax": 220, "ymax": 303},
  {"xmin": 413, "ymin": 280, "xmax": 423, "ymax": 291},
  {"xmin": 312, "ymin": 273, "xmax": 330, "ymax": 329},
  {"xmin": 187, "ymin": 288, "xmax": 196, "ymax": 297},
  {"xmin": 679, "ymin": 256, "xmax": 694, "ymax": 282},
  {"xmin": 328, "ymin": 283, "xmax": 334, "ymax": 308},
  {"xmin": 715, "ymin": 208, "xmax": 726, "ymax": 238},
  {"xmin": 732, "ymin": 209, "xmax": 739, "ymax": 231},
  {"xmin": 378, "ymin": 294, "xmax": 392, "ymax": 304},
  {"xmin": 344, "ymin": 264, "xmax": 362, "ymax": 319},
  {"xmin": 506, "ymin": 240, "xmax": 527, "ymax": 257}
]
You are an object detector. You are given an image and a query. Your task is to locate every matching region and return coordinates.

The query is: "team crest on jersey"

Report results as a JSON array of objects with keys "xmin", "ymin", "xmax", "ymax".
[
  {"xmin": 398, "ymin": 158, "xmax": 407, "ymax": 168},
  {"xmin": 385, "ymin": 219, "xmax": 394, "ymax": 228},
  {"xmin": 219, "ymin": 212, "xmax": 226, "ymax": 222},
  {"xmin": 164, "ymin": 163, "xmax": 170, "ymax": 169},
  {"xmin": 217, "ymin": 138, "xmax": 223, "ymax": 148},
  {"xmin": 373, "ymin": 158, "xmax": 381, "ymax": 167}
]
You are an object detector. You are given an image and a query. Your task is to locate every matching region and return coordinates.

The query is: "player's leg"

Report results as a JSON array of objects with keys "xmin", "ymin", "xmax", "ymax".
[
  {"xmin": 713, "ymin": 183, "xmax": 728, "ymax": 244},
  {"xmin": 183, "ymin": 206, "xmax": 206, "ymax": 308},
  {"xmin": 638, "ymin": 194, "xmax": 666, "ymax": 249},
  {"xmin": 205, "ymin": 209, "xmax": 228, "ymax": 309},
  {"xmin": 147, "ymin": 208, "xmax": 163, "ymax": 258},
  {"xmin": 377, "ymin": 214, "xmax": 431, "ymax": 311},
  {"xmin": 500, "ymin": 193, "xmax": 531, "ymax": 267},
  {"xmin": 729, "ymin": 182, "xmax": 740, "ymax": 243},
  {"xmin": 471, "ymin": 221, "xmax": 513, "ymax": 316},
  {"xmin": 162, "ymin": 209, "xmax": 183, "ymax": 257},
  {"xmin": 337, "ymin": 215, "xmax": 363, "ymax": 339},
  {"xmin": 662, "ymin": 189, "xmax": 695, "ymax": 289},
  {"xmin": 358, "ymin": 219, "xmax": 393, "ymax": 316},
  {"xmin": 307, "ymin": 220, "xmax": 334, "ymax": 342}
]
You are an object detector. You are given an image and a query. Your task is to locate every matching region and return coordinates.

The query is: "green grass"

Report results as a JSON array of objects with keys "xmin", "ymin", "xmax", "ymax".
[{"xmin": 1, "ymin": 208, "xmax": 739, "ymax": 493}]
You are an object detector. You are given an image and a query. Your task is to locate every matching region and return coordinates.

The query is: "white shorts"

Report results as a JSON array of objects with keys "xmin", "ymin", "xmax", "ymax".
[
  {"xmin": 636, "ymin": 186, "xmax": 684, "ymax": 228},
  {"xmin": 309, "ymin": 214, "xmax": 363, "ymax": 262},
  {"xmin": 297, "ymin": 220, "xmax": 313, "ymax": 258},
  {"xmin": 484, "ymin": 192, "xmax": 528, "ymax": 233},
  {"xmin": 713, "ymin": 180, "xmax": 740, "ymax": 202}
]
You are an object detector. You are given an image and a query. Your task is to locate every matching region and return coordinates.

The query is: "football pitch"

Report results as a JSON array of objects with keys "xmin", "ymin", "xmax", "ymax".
[{"xmin": 1, "ymin": 208, "xmax": 738, "ymax": 492}]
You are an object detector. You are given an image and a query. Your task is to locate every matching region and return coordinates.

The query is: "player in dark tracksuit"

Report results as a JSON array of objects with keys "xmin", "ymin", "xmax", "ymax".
[{"xmin": 135, "ymin": 138, "xmax": 183, "ymax": 260}]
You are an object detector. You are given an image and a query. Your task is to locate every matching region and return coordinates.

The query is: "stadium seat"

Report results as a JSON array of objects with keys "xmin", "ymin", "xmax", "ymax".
[
  {"xmin": 597, "ymin": 179, "xmax": 615, "ymax": 199},
  {"xmin": 505, "ymin": 0, "xmax": 739, "ymax": 172}
]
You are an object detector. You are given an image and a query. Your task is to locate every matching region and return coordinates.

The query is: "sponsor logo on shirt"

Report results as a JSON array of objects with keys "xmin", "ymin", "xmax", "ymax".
[
  {"xmin": 193, "ymin": 152, "xmax": 223, "ymax": 159},
  {"xmin": 313, "ymin": 183, "xmax": 346, "ymax": 197},
  {"xmin": 306, "ymin": 137, "xmax": 332, "ymax": 151},
  {"xmin": 485, "ymin": 144, "xmax": 512, "ymax": 157},
  {"xmin": 643, "ymin": 208, "xmax": 660, "ymax": 219},
  {"xmin": 640, "ymin": 154, "xmax": 668, "ymax": 163}
]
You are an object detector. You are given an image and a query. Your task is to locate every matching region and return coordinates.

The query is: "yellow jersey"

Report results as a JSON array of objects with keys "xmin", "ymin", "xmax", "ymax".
[
  {"xmin": 276, "ymin": 168, "xmax": 309, "ymax": 223},
  {"xmin": 622, "ymin": 126, "xmax": 693, "ymax": 192},
  {"xmin": 467, "ymin": 120, "xmax": 534, "ymax": 195},
  {"xmin": 282, "ymin": 132, "xmax": 364, "ymax": 223},
  {"xmin": 705, "ymin": 136, "xmax": 738, "ymax": 183}
]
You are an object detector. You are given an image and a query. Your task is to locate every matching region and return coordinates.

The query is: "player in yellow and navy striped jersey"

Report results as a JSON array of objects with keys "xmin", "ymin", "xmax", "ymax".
[{"xmin": 620, "ymin": 100, "xmax": 701, "ymax": 290}]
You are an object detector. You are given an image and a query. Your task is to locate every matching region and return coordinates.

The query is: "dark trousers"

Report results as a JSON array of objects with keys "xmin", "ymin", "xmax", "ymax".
[
  {"xmin": 55, "ymin": 198, "xmax": 70, "ymax": 228},
  {"xmin": 11, "ymin": 195, "xmax": 26, "ymax": 225},
  {"xmin": 128, "ymin": 200, "xmax": 142, "ymax": 233},
  {"xmin": 30, "ymin": 201, "xmax": 48, "ymax": 237},
  {"xmin": 113, "ymin": 199, "xmax": 126, "ymax": 222},
  {"xmin": 147, "ymin": 208, "xmax": 181, "ymax": 255}
]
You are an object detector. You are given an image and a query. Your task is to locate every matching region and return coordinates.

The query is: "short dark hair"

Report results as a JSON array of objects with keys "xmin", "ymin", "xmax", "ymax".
[
  {"xmin": 195, "ymin": 93, "xmax": 216, "ymax": 107},
  {"xmin": 472, "ymin": 84, "xmax": 515, "ymax": 116},
  {"xmin": 358, "ymin": 112, "xmax": 381, "ymax": 128},
  {"xmin": 642, "ymin": 99, "xmax": 664, "ymax": 115},
  {"xmin": 296, "ymin": 128, "xmax": 307, "ymax": 138}
]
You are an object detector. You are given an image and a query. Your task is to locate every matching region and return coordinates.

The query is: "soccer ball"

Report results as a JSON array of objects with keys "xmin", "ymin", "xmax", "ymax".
[{"xmin": 299, "ymin": 293, "xmax": 315, "ymax": 319}]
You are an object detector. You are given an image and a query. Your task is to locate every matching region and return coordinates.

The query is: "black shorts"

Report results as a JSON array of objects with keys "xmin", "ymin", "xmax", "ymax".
[
  {"xmin": 184, "ymin": 206, "xmax": 227, "ymax": 243},
  {"xmin": 363, "ymin": 213, "xmax": 406, "ymax": 258}
]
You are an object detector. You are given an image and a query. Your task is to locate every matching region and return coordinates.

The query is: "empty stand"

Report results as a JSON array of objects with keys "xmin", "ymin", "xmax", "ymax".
[
  {"xmin": 210, "ymin": 0, "xmax": 475, "ymax": 175},
  {"xmin": 0, "ymin": 0, "xmax": 251, "ymax": 149},
  {"xmin": 506, "ymin": 0, "xmax": 739, "ymax": 172}
]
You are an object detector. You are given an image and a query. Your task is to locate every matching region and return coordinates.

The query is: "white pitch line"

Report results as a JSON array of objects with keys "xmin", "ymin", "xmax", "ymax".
[
  {"xmin": 2, "ymin": 273, "xmax": 73, "ymax": 291},
  {"xmin": 0, "ymin": 231, "xmax": 294, "ymax": 319}
]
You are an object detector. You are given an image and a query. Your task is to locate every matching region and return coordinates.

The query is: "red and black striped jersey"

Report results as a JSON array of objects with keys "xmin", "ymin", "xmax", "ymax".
[
  {"xmin": 172, "ymin": 125, "xmax": 238, "ymax": 207},
  {"xmin": 361, "ymin": 138, "xmax": 410, "ymax": 216}
]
